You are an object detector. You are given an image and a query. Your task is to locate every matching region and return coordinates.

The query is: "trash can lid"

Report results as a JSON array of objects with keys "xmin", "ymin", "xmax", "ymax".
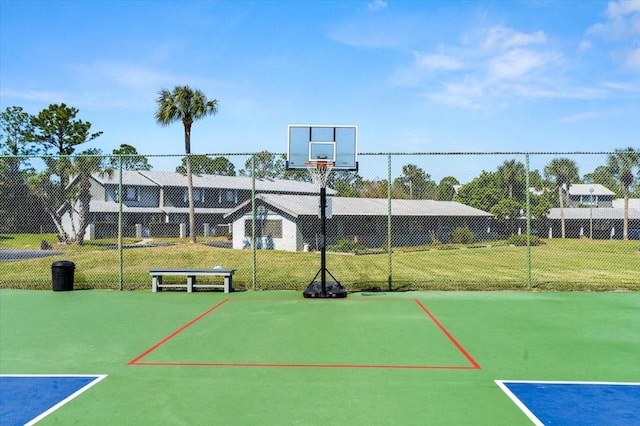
[{"xmin": 52, "ymin": 260, "xmax": 75, "ymax": 268}]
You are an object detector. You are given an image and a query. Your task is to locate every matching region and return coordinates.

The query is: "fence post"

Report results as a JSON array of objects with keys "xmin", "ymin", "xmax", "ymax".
[
  {"xmin": 118, "ymin": 154, "xmax": 124, "ymax": 291},
  {"xmin": 251, "ymin": 155, "xmax": 257, "ymax": 291},
  {"xmin": 525, "ymin": 153, "xmax": 532, "ymax": 289},
  {"xmin": 387, "ymin": 154, "xmax": 393, "ymax": 291}
]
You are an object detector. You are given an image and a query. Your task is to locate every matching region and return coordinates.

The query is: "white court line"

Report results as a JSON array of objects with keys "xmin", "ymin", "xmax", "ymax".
[
  {"xmin": 494, "ymin": 380, "xmax": 640, "ymax": 426},
  {"xmin": 0, "ymin": 374, "xmax": 108, "ymax": 426}
]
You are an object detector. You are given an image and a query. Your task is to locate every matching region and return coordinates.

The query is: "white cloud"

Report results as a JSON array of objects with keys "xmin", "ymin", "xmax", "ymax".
[
  {"xmin": 560, "ymin": 111, "xmax": 601, "ymax": 123},
  {"xmin": 368, "ymin": 0, "xmax": 388, "ymax": 12},
  {"xmin": 1, "ymin": 60, "xmax": 220, "ymax": 111},
  {"xmin": 588, "ymin": 0, "xmax": 640, "ymax": 39},
  {"xmin": 396, "ymin": 24, "xmax": 567, "ymax": 109},
  {"xmin": 0, "ymin": 88, "xmax": 70, "ymax": 105},
  {"xmin": 487, "ymin": 48, "xmax": 553, "ymax": 81},
  {"xmin": 606, "ymin": 0, "xmax": 640, "ymax": 19},
  {"xmin": 603, "ymin": 80, "xmax": 640, "ymax": 92},
  {"xmin": 75, "ymin": 62, "xmax": 179, "ymax": 93},
  {"xmin": 623, "ymin": 47, "xmax": 640, "ymax": 68},
  {"xmin": 482, "ymin": 26, "xmax": 547, "ymax": 50},
  {"xmin": 584, "ymin": 1, "xmax": 640, "ymax": 73},
  {"xmin": 578, "ymin": 40, "xmax": 592, "ymax": 53},
  {"xmin": 414, "ymin": 53, "xmax": 465, "ymax": 71},
  {"xmin": 422, "ymin": 79, "xmax": 486, "ymax": 110}
]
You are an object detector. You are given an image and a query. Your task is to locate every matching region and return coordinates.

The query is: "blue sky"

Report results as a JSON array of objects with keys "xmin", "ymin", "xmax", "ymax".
[{"xmin": 1, "ymin": 0, "xmax": 638, "ymax": 182}]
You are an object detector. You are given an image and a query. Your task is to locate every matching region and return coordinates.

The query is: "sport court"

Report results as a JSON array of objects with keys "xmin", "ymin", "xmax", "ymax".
[
  {"xmin": 129, "ymin": 298, "xmax": 479, "ymax": 369},
  {"xmin": 1, "ymin": 290, "xmax": 638, "ymax": 425}
]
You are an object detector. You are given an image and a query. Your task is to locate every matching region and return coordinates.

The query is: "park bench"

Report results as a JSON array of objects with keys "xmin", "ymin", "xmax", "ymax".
[{"xmin": 149, "ymin": 268, "xmax": 235, "ymax": 293}]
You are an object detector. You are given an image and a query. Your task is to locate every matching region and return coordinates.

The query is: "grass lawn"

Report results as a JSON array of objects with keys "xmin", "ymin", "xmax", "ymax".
[{"xmin": 1, "ymin": 234, "xmax": 638, "ymax": 291}]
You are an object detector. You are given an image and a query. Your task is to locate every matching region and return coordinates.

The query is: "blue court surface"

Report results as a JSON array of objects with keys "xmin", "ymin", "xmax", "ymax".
[
  {"xmin": 0, "ymin": 374, "xmax": 106, "ymax": 426},
  {"xmin": 496, "ymin": 380, "xmax": 640, "ymax": 426}
]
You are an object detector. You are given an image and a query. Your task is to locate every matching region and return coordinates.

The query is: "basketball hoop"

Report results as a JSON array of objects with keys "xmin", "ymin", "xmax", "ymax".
[{"xmin": 305, "ymin": 161, "xmax": 334, "ymax": 189}]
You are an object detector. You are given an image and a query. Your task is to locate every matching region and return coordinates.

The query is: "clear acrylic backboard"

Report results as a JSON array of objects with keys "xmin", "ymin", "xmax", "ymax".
[{"xmin": 286, "ymin": 124, "xmax": 358, "ymax": 171}]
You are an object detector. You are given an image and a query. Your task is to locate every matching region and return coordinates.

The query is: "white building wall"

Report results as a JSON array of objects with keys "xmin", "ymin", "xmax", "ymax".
[{"xmin": 232, "ymin": 213, "xmax": 300, "ymax": 252}]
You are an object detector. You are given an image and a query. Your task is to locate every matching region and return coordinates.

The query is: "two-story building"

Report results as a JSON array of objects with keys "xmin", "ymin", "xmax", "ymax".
[
  {"xmin": 546, "ymin": 184, "xmax": 640, "ymax": 239},
  {"xmin": 565, "ymin": 184, "xmax": 615, "ymax": 208},
  {"xmin": 63, "ymin": 170, "xmax": 327, "ymax": 239}
]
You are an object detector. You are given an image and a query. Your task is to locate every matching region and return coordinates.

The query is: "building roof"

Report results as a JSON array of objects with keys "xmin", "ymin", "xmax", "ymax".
[
  {"xmin": 92, "ymin": 170, "xmax": 329, "ymax": 194},
  {"xmin": 224, "ymin": 194, "xmax": 493, "ymax": 219},
  {"xmin": 91, "ymin": 170, "xmax": 158, "ymax": 187},
  {"xmin": 612, "ymin": 198, "xmax": 640, "ymax": 209},
  {"xmin": 568, "ymin": 184, "xmax": 615, "ymax": 196},
  {"xmin": 547, "ymin": 207, "xmax": 640, "ymax": 220}
]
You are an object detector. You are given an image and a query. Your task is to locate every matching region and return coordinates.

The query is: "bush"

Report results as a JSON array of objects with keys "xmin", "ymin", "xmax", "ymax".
[
  {"xmin": 507, "ymin": 234, "xmax": 546, "ymax": 246},
  {"xmin": 327, "ymin": 238, "xmax": 362, "ymax": 253},
  {"xmin": 451, "ymin": 227, "xmax": 475, "ymax": 244}
]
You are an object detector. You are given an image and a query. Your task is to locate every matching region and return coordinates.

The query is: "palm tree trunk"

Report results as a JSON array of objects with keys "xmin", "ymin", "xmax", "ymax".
[
  {"xmin": 558, "ymin": 186, "xmax": 565, "ymax": 238},
  {"xmin": 623, "ymin": 191, "xmax": 629, "ymax": 240},
  {"xmin": 184, "ymin": 124, "xmax": 196, "ymax": 243}
]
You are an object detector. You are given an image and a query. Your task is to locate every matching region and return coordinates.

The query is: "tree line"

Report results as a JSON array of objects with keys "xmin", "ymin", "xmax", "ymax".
[{"xmin": 2, "ymin": 95, "xmax": 639, "ymax": 243}]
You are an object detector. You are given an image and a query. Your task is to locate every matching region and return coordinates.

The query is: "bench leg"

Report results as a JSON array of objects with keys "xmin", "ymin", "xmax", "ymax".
[
  {"xmin": 224, "ymin": 276, "xmax": 232, "ymax": 293},
  {"xmin": 152, "ymin": 276, "xmax": 162, "ymax": 292},
  {"xmin": 187, "ymin": 276, "xmax": 195, "ymax": 293}
]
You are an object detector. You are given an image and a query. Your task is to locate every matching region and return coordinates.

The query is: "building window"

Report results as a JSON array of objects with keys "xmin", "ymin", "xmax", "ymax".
[
  {"xmin": 580, "ymin": 195, "xmax": 598, "ymax": 206},
  {"xmin": 125, "ymin": 186, "xmax": 138, "ymax": 201},
  {"xmin": 219, "ymin": 190, "xmax": 238, "ymax": 204},
  {"xmin": 184, "ymin": 188, "xmax": 204, "ymax": 203},
  {"xmin": 245, "ymin": 219, "xmax": 283, "ymax": 238}
]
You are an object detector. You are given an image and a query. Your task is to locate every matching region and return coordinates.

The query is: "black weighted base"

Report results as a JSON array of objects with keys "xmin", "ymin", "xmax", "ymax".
[{"xmin": 302, "ymin": 281, "xmax": 347, "ymax": 298}]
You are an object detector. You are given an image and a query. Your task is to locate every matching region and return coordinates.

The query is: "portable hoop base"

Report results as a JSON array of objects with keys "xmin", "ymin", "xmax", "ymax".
[{"xmin": 303, "ymin": 281, "xmax": 347, "ymax": 298}]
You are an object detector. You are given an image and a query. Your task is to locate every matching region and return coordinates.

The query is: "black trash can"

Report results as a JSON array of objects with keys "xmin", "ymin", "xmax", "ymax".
[{"xmin": 52, "ymin": 261, "xmax": 75, "ymax": 291}]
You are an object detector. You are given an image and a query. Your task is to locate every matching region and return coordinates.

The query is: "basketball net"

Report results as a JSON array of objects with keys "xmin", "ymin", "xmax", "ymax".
[{"xmin": 305, "ymin": 161, "xmax": 334, "ymax": 189}]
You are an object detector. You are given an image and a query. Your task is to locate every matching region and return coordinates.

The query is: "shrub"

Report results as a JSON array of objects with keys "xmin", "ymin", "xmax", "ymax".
[
  {"xmin": 451, "ymin": 227, "xmax": 475, "ymax": 244},
  {"xmin": 327, "ymin": 238, "xmax": 362, "ymax": 253},
  {"xmin": 507, "ymin": 234, "xmax": 546, "ymax": 246}
]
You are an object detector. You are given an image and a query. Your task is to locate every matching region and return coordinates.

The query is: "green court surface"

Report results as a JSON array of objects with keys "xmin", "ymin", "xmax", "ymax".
[{"xmin": 1, "ymin": 290, "xmax": 638, "ymax": 425}]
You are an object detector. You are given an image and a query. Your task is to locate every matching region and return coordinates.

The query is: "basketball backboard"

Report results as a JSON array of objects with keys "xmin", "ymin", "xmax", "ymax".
[{"xmin": 286, "ymin": 124, "xmax": 358, "ymax": 171}]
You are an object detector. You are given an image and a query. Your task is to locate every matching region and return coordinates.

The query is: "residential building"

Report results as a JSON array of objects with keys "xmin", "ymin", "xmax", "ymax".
[
  {"xmin": 546, "ymin": 184, "xmax": 640, "ymax": 239},
  {"xmin": 63, "ymin": 171, "xmax": 327, "ymax": 239},
  {"xmin": 224, "ymin": 194, "xmax": 494, "ymax": 252},
  {"xmin": 565, "ymin": 184, "xmax": 615, "ymax": 208}
]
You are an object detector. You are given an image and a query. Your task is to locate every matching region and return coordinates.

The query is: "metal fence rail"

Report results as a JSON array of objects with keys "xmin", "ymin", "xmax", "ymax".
[{"xmin": 1, "ymin": 151, "xmax": 638, "ymax": 291}]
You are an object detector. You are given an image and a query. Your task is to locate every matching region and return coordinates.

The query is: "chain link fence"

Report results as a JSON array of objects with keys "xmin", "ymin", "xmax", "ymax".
[{"xmin": 1, "ymin": 152, "xmax": 638, "ymax": 291}]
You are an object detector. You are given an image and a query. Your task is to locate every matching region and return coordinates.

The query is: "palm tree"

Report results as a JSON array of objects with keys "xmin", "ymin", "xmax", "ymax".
[
  {"xmin": 607, "ymin": 147, "xmax": 640, "ymax": 240},
  {"xmin": 155, "ymin": 86, "xmax": 219, "ymax": 243},
  {"xmin": 544, "ymin": 158, "xmax": 579, "ymax": 238},
  {"xmin": 497, "ymin": 159, "xmax": 525, "ymax": 199}
]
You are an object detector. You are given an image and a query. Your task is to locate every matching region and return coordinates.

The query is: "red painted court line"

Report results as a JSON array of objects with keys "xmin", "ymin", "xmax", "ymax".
[
  {"xmin": 128, "ymin": 299, "xmax": 230, "ymax": 365},
  {"xmin": 413, "ymin": 299, "xmax": 481, "ymax": 369},
  {"xmin": 129, "ymin": 297, "xmax": 480, "ymax": 370},
  {"xmin": 132, "ymin": 361, "xmax": 479, "ymax": 369}
]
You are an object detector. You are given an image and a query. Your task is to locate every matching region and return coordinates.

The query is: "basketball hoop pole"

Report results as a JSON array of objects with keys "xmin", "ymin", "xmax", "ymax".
[
  {"xmin": 319, "ymin": 183, "xmax": 328, "ymax": 296},
  {"xmin": 305, "ymin": 161, "xmax": 341, "ymax": 298}
]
